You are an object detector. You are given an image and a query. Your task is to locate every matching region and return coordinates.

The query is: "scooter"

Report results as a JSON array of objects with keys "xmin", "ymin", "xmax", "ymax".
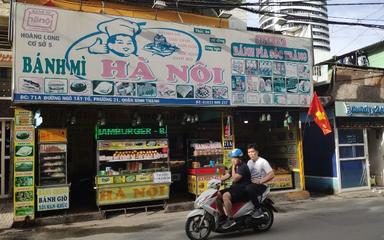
[{"xmin": 185, "ymin": 179, "xmax": 277, "ymax": 240}]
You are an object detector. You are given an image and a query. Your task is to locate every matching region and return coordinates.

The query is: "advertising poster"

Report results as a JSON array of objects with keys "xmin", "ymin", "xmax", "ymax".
[
  {"xmin": 222, "ymin": 114, "xmax": 234, "ymax": 168},
  {"xmin": 13, "ymin": 3, "xmax": 312, "ymax": 107},
  {"xmin": 97, "ymin": 184, "xmax": 170, "ymax": 205},
  {"xmin": 38, "ymin": 128, "xmax": 67, "ymax": 143},
  {"xmin": 13, "ymin": 108, "xmax": 35, "ymax": 222},
  {"xmin": 267, "ymin": 174, "xmax": 293, "ymax": 189},
  {"xmin": 37, "ymin": 186, "xmax": 69, "ymax": 211},
  {"xmin": 231, "ymin": 42, "xmax": 312, "ymax": 106}
]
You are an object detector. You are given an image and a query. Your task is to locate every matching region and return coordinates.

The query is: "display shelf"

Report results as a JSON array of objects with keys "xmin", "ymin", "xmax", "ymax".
[
  {"xmin": 100, "ymin": 146, "xmax": 166, "ymax": 151},
  {"xmin": 38, "ymin": 140, "xmax": 68, "ymax": 186},
  {"xmin": 42, "ymin": 170, "xmax": 65, "ymax": 173},
  {"xmin": 97, "ymin": 138, "xmax": 170, "ymax": 178},
  {"xmin": 42, "ymin": 163, "xmax": 65, "ymax": 167},
  {"xmin": 41, "ymin": 157, "xmax": 65, "ymax": 161},
  {"xmin": 41, "ymin": 176, "xmax": 66, "ymax": 179},
  {"xmin": 97, "ymin": 139, "xmax": 168, "ymax": 151},
  {"xmin": 99, "ymin": 158, "xmax": 165, "ymax": 162}
]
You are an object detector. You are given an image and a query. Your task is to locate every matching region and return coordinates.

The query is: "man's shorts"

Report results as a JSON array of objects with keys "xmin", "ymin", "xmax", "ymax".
[{"xmin": 220, "ymin": 184, "xmax": 248, "ymax": 203}]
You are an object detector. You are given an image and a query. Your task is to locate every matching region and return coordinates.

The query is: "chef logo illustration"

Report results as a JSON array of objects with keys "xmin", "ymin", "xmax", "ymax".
[{"xmin": 77, "ymin": 18, "xmax": 145, "ymax": 57}]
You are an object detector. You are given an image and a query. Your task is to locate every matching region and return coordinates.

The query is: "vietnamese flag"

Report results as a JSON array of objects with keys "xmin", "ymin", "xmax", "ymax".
[{"xmin": 308, "ymin": 92, "xmax": 332, "ymax": 135}]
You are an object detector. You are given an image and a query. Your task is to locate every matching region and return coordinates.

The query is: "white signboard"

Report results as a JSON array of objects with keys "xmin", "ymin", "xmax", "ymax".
[
  {"xmin": 335, "ymin": 101, "xmax": 384, "ymax": 117},
  {"xmin": 153, "ymin": 171, "xmax": 172, "ymax": 183},
  {"xmin": 13, "ymin": 3, "xmax": 313, "ymax": 107},
  {"xmin": 37, "ymin": 186, "xmax": 69, "ymax": 211}
]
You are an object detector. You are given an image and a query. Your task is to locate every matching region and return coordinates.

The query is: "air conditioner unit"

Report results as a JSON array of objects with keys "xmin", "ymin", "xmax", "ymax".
[
  {"xmin": 152, "ymin": 0, "xmax": 167, "ymax": 9},
  {"xmin": 218, "ymin": 10, "xmax": 232, "ymax": 19}
]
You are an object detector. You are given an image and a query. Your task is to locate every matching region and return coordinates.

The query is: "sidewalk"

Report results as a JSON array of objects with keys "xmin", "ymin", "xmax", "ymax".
[
  {"xmin": 1, "ymin": 188, "xmax": 383, "ymax": 231},
  {"xmin": 0, "ymin": 199, "xmax": 13, "ymax": 230}
]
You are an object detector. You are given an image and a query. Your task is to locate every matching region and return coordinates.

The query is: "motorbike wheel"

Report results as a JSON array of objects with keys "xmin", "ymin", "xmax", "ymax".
[
  {"xmin": 254, "ymin": 205, "xmax": 274, "ymax": 232},
  {"xmin": 185, "ymin": 215, "xmax": 212, "ymax": 240}
]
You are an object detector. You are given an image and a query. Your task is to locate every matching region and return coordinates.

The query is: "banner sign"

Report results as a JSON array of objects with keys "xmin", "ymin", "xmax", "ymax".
[
  {"xmin": 97, "ymin": 183, "xmax": 170, "ymax": 205},
  {"xmin": 13, "ymin": 108, "xmax": 35, "ymax": 222},
  {"xmin": 153, "ymin": 171, "xmax": 172, "ymax": 183},
  {"xmin": 335, "ymin": 101, "xmax": 384, "ymax": 117},
  {"xmin": 14, "ymin": 108, "xmax": 33, "ymax": 125},
  {"xmin": 13, "ymin": 3, "xmax": 313, "ymax": 107},
  {"xmin": 38, "ymin": 128, "xmax": 67, "ymax": 143},
  {"xmin": 222, "ymin": 114, "xmax": 235, "ymax": 168},
  {"xmin": 96, "ymin": 125, "xmax": 167, "ymax": 140},
  {"xmin": 267, "ymin": 174, "xmax": 293, "ymax": 189},
  {"xmin": 37, "ymin": 186, "xmax": 70, "ymax": 211}
]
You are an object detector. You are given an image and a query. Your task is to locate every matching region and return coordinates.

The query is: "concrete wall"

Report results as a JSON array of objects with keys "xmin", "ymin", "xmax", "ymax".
[
  {"xmin": 305, "ymin": 176, "xmax": 339, "ymax": 194},
  {"xmin": 368, "ymin": 129, "xmax": 384, "ymax": 186},
  {"xmin": 328, "ymin": 66, "xmax": 384, "ymax": 102}
]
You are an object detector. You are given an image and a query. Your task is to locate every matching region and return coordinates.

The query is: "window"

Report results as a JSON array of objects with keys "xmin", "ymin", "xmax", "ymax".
[
  {"xmin": 0, "ymin": 67, "xmax": 11, "ymax": 99},
  {"xmin": 313, "ymin": 66, "xmax": 322, "ymax": 76}
]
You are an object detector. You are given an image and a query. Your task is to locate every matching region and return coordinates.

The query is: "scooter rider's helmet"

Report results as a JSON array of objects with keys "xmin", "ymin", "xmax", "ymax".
[{"xmin": 228, "ymin": 148, "xmax": 243, "ymax": 158}]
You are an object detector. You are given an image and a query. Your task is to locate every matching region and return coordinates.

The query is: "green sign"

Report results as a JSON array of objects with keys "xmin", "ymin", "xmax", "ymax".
[
  {"xmin": 194, "ymin": 28, "xmax": 211, "ymax": 35},
  {"xmin": 209, "ymin": 37, "xmax": 226, "ymax": 44},
  {"xmin": 205, "ymin": 46, "xmax": 222, "ymax": 52},
  {"xmin": 96, "ymin": 126, "xmax": 167, "ymax": 140}
]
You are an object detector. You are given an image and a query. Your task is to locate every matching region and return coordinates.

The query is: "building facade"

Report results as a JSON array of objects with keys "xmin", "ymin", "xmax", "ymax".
[
  {"xmin": 306, "ymin": 41, "xmax": 384, "ymax": 193},
  {"xmin": 9, "ymin": 0, "xmax": 313, "ymax": 224}
]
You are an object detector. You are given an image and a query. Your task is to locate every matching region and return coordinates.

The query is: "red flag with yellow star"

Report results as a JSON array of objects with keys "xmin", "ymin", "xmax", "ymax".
[{"xmin": 308, "ymin": 92, "xmax": 332, "ymax": 135}]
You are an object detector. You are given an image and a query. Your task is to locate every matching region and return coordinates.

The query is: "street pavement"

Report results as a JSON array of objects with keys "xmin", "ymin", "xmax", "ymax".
[{"xmin": 1, "ymin": 196, "xmax": 384, "ymax": 240}]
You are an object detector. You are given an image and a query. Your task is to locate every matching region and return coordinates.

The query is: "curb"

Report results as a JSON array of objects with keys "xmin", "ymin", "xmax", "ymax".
[
  {"xmin": 165, "ymin": 202, "xmax": 194, "ymax": 213},
  {"xmin": 33, "ymin": 211, "xmax": 105, "ymax": 227}
]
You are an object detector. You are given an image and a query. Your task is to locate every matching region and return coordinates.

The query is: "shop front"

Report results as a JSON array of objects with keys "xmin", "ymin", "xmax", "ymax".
[
  {"xmin": 11, "ymin": 2, "xmax": 313, "ymax": 223},
  {"xmin": 334, "ymin": 101, "xmax": 384, "ymax": 191}
]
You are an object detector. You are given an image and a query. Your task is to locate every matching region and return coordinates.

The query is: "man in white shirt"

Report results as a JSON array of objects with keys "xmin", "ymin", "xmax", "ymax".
[{"xmin": 246, "ymin": 143, "xmax": 274, "ymax": 218}]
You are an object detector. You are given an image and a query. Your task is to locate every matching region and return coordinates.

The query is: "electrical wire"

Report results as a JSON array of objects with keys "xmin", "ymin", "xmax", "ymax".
[
  {"xmin": 238, "ymin": 6, "xmax": 384, "ymax": 30},
  {"xmin": 334, "ymin": 5, "xmax": 384, "ymax": 55},
  {"xmin": 101, "ymin": 0, "xmax": 384, "ymax": 30}
]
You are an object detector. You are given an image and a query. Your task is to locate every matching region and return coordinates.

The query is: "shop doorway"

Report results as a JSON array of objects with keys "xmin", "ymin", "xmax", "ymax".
[
  {"xmin": 336, "ymin": 128, "xmax": 370, "ymax": 191},
  {"xmin": 0, "ymin": 119, "xmax": 12, "ymax": 198},
  {"xmin": 367, "ymin": 129, "xmax": 384, "ymax": 187}
]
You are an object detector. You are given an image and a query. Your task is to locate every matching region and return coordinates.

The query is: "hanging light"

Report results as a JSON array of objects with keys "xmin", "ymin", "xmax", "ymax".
[
  {"xmin": 34, "ymin": 109, "xmax": 43, "ymax": 128},
  {"xmin": 194, "ymin": 114, "xmax": 199, "ymax": 122},
  {"xmin": 70, "ymin": 115, "xmax": 77, "ymax": 125},
  {"xmin": 136, "ymin": 116, "xmax": 142, "ymax": 125}
]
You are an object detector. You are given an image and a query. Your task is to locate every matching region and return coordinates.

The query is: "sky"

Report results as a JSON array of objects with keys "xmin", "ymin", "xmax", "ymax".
[{"xmin": 246, "ymin": 0, "xmax": 384, "ymax": 56}]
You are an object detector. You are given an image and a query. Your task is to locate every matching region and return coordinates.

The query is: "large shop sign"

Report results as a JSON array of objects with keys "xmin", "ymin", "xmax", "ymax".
[
  {"xmin": 335, "ymin": 101, "xmax": 384, "ymax": 117},
  {"xmin": 13, "ymin": 3, "xmax": 313, "ymax": 107}
]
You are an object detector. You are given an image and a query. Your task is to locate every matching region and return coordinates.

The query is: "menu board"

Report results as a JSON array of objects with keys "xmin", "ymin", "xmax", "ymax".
[{"xmin": 13, "ymin": 108, "xmax": 35, "ymax": 222}]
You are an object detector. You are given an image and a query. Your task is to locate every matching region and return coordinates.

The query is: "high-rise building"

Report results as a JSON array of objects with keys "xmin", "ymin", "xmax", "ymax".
[{"xmin": 259, "ymin": 0, "xmax": 330, "ymax": 53}]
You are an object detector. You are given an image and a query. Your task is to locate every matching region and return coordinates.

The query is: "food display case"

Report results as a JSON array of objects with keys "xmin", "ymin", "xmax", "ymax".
[
  {"xmin": 187, "ymin": 140, "xmax": 225, "ymax": 195},
  {"xmin": 39, "ymin": 143, "xmax": 67, "ymax": 185},
  {"xmin": 95, "ymin": 125, "xmax": 172, "ymax": 207},
  {"xmin": 36, "ymin": 129, "xmax": 70, "ymax": 212}
]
